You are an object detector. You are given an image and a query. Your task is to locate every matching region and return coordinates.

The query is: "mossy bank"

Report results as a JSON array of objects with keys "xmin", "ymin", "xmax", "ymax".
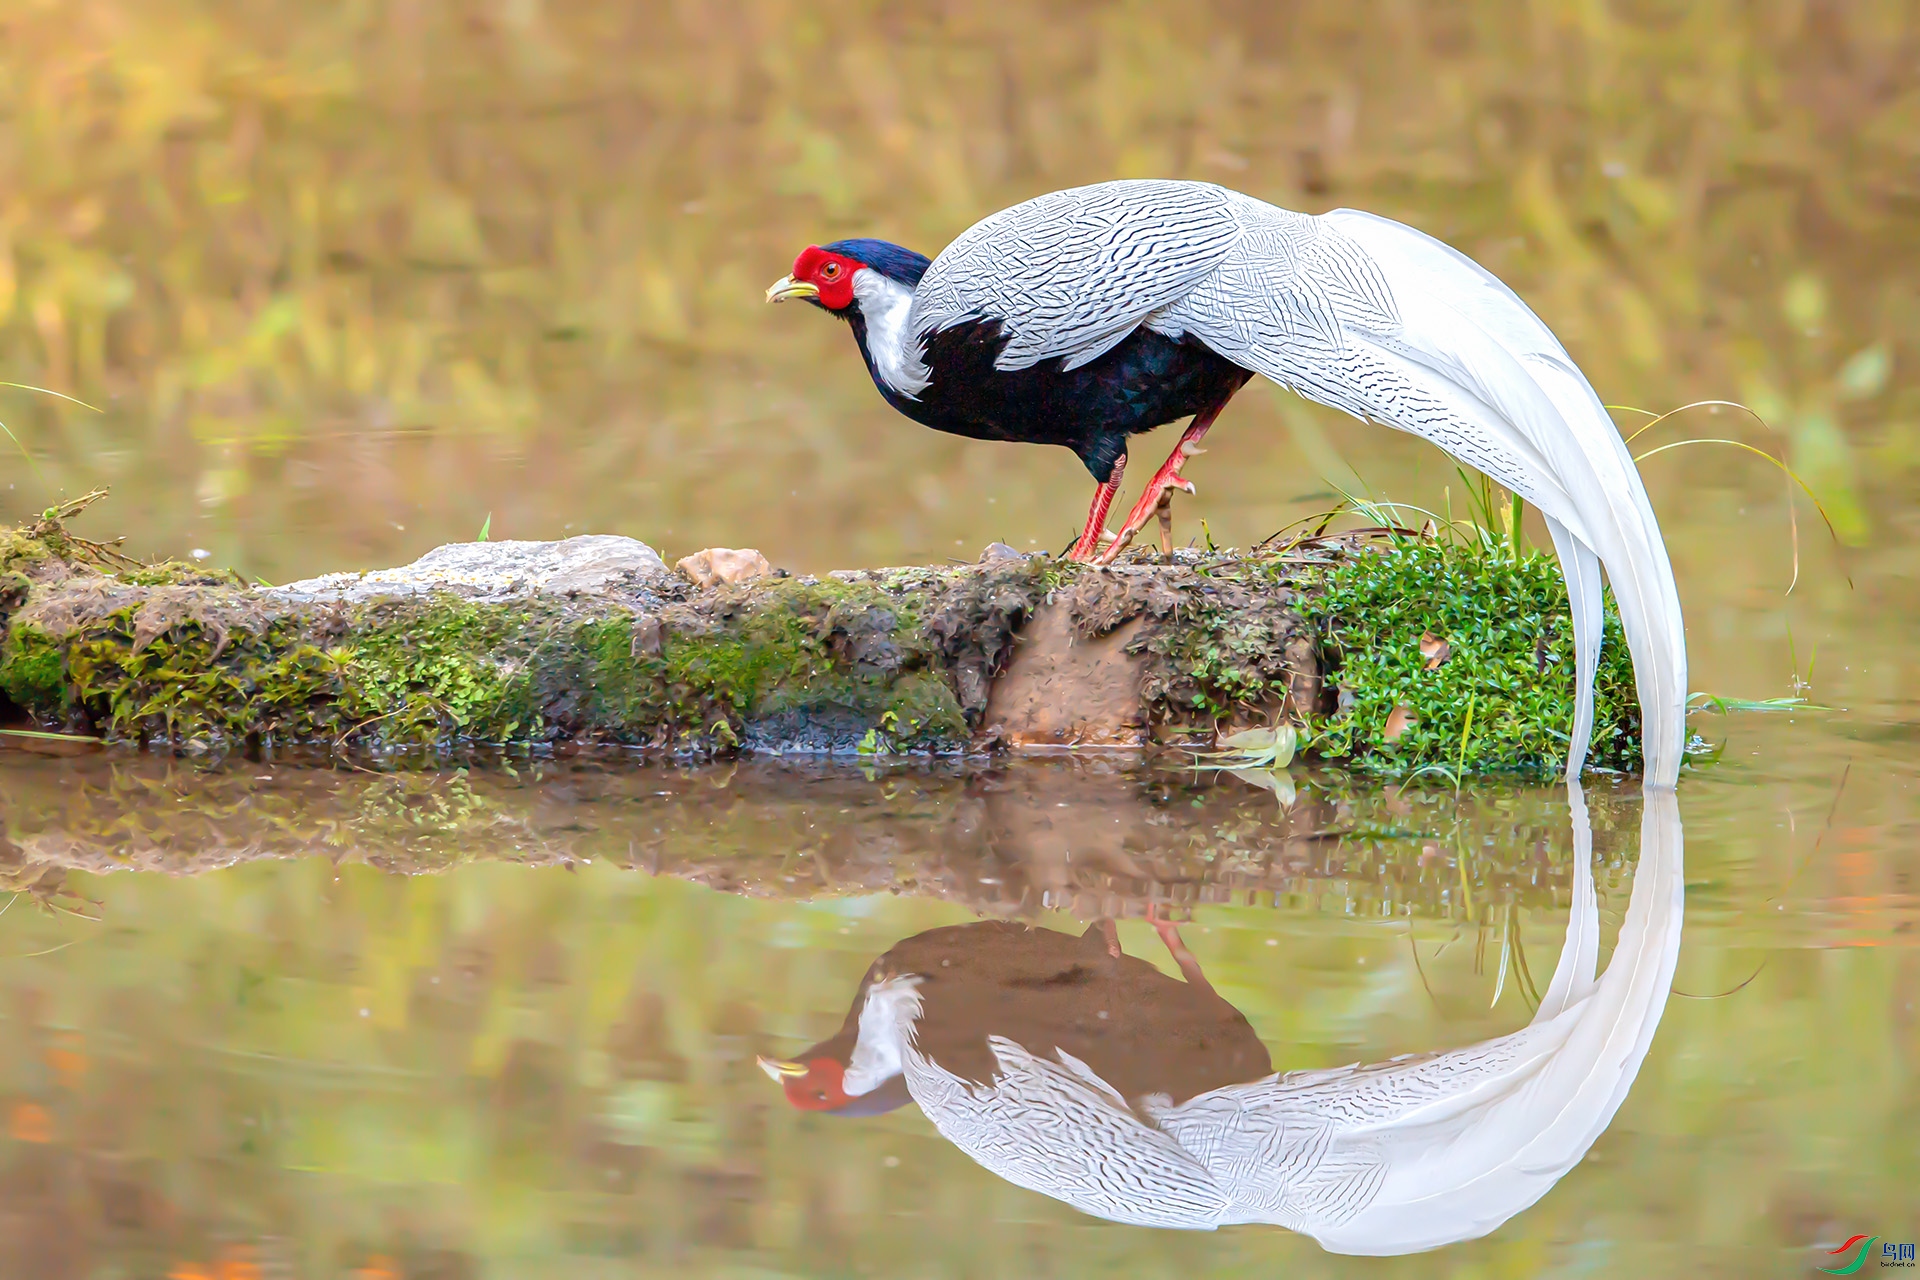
[{"xmin": 0, "ymin": 517, "xmax": 1639, "ymax": 774}]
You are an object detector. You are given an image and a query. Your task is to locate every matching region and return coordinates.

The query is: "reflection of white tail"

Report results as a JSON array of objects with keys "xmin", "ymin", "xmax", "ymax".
[
  {"xmin": 1242, "ymin": 783, "xmax": 1684, "ymax": 1253},
  {"xmin": 886, "ymin": 783, "xmax": 1684, "ymax": 1248}
]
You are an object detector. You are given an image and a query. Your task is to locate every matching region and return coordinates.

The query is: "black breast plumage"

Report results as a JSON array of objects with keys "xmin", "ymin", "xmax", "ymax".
[{"xmin": 849, "ymin": 313, "xmax": 1253, "ymax": 482}]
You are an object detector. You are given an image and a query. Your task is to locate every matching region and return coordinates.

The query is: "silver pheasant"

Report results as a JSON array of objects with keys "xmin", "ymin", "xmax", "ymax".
[{"xmin": 770, "ymin": 180, "xmax": 1689, "ymax": 786}]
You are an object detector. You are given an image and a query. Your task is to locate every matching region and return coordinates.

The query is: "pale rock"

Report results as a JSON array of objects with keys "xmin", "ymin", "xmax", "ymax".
[{"xmin": 267, "ymin": 535, "xmax": 673, "ymax": 604}]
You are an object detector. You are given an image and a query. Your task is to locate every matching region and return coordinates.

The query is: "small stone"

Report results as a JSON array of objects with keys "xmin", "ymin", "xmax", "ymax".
[
  {"xmin": 980, "ymin": 542, "xmax": 1025, "ymax": 562},
  {"xmin": 676, "ymin": 547, "xmax": 773, "ymax": 589}
]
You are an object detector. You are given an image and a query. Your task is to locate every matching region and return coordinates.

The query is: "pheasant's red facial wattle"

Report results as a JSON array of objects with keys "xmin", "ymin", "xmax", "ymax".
[
  {"xmin": 782, "ymin": 1057, "xmax": 852, "ymax": 1111},
  {"xmin": 787, "ymin": 246, "xmax": 862, "ymax": 311}
]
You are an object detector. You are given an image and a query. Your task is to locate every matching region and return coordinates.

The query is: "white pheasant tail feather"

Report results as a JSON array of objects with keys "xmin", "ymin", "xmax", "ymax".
[{"xmin": 910, "ymin": 180, "xmax": 1688, "ymax": 787}]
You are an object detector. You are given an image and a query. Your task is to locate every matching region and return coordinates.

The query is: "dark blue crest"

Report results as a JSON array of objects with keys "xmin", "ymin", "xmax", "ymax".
[{"xmin": 823, "ymin": 238, "xmax": 932, "ymax": 288}]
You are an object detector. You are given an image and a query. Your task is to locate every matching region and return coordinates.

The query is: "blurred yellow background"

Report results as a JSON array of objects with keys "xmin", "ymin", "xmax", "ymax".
[{"xmin": 0, "ymin": 0, "xmax": 1913, "ymax": 596}]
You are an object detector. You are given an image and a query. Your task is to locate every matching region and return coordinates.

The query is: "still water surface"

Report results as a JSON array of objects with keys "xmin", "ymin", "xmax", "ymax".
[
  {"xmin": 2, "ymin": 710, "xmax": 1916, "ymax": 1277},
  {"xmin": 3, "ymin": 2, "xmax": 1919, "ymax": 1276}
]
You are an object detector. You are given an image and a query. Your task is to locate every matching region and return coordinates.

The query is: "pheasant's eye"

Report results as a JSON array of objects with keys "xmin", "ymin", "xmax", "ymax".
[{"xmin": 820, "ymin": 262, "xmax": 842, "ymax": 281}]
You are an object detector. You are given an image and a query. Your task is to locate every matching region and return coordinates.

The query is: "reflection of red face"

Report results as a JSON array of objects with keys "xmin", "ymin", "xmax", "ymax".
[
  {"xmin": 788, "ymin": 246, "xmax": 864, "ymax": 311},
  {"xmin": 781, "ymin": 1057, "xmax": 852, "ymax": 1111}
]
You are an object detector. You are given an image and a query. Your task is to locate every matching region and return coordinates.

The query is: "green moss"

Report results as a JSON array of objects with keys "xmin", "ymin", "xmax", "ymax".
[
  {"xmin": 574, "ymin": 617, "xmax": 670, "ymax": 739},
  {"xmin": 881, "ymin": 672, "xmax": 969, "ymax": 748},
  {"xmin": 630, "ymin": 579, "xmax": 947, "ymax": 749},
  {"xmin": 61, "ymin": 614, "xmax": 342, "ymax": 743},
  {"xmin": 0, "ymin": 622, "xmax": 67, "ymax": 716},
  {"xmin": 335, "ymin": 599, "xmax": 543, "ymax": 743},
  {"xmin": 114, "ymin": 562, "xmax": 243, "ymax": 588},
  {"xmin": 0, "ymin": 529, "xmax": 50, "ymax": 575},
  {"xmin": 1128, "ymin": 557, "xmax": 1313, "ymax": 729},
  {"xmin": 664, "ymin": 628, "xmax": 813, "ymax": 714},
  {"xmin": 1302, "ymin": 540, "xmax": 1639, "ymax": 775}
]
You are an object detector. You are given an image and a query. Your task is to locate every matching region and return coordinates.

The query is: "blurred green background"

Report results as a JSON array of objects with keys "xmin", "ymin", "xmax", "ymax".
[{"xmin": 0, "ymin": 0, "xmax": 1914, "ymax": 582}]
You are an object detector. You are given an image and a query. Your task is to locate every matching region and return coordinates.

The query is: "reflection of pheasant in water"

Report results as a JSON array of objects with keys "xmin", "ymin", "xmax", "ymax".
[
  {"xmin": 761, "ymin": 786, "xmax": 1684, "ymax": 1251},
  {"xmin": 760, "ymin": 918, "xmax": 1269, "ymax": 1122}
]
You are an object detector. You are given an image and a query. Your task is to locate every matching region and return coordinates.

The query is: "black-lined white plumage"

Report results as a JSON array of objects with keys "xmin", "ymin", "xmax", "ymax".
[
  {"xmin": 761, "ymin": 785, "xmax": 1684, "ymax": 1253},
  {"xmin": 768, "ymin": 180, "xmax": 1688, "ymax": 786}
]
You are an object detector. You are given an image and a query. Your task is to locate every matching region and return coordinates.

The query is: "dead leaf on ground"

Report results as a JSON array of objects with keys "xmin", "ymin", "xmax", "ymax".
[
  {"xmin": 1383, "ymin": 704, "xmax": 1417, "ymax": 742},
  {"xmin": 1419, "ymin": 632, "xmax": 1451, "ymax": 670},
  {"xmin": 1205, "ymin": 722, "xmax": 1298, "ymax": 769}
]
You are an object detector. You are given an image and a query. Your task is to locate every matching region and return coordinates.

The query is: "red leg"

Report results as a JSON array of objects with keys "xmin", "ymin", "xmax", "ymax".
[
  {"xmin": 1067, "ymin": 455, "xmax": 1126, "ymax": 562},
  {"xmin": 1145, "ymin": 902, "xmax": 1214, "ymax": 994},
  {"xmin": 1095, "ymin": 398, "xmax": 1231, "ymax": 565}
]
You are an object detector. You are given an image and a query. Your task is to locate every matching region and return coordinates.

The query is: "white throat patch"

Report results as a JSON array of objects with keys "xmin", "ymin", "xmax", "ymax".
[
  {"xmin": 852, "ymin": 268, "xmax": 932, "ymax": 399},
  {"xmin": 841, "ymin": 973, "xmax": 925, "ymax": 1097}
]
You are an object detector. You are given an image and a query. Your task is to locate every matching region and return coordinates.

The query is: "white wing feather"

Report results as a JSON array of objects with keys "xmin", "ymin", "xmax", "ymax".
[{"xmin": 910, "ymin": 181, "xmax": 1241, "ymax": 372}]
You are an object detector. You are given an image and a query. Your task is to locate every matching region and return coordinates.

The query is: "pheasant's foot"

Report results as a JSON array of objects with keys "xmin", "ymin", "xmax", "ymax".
[
  {"xmin": 1095, "ymin": 399, "xmax": 1227, "ymax": 565},
  {"xmin": 1096, "ymin": 449, "xmax": 1199, "ymax": 564}
]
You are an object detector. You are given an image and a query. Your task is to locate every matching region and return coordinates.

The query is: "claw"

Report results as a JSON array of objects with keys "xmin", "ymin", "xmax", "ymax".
[{"xmin": 1097, "ymin": 393, "xmax": 1233, "ymax": 567}]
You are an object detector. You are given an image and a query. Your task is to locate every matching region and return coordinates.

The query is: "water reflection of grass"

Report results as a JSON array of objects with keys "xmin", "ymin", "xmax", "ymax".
[{"xmin": 5, "ymin": 756, "xmax": 1628, "ymax": 921}]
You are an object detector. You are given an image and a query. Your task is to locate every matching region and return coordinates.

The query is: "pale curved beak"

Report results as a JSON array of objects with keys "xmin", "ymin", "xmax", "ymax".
[
  {"xmin": 757, "ymin": 1055, "xmax": 807, "ymax": 1080},
  {"xmin": 765, "ymin": 275, "xmax": 819, "ymax": 304}
]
